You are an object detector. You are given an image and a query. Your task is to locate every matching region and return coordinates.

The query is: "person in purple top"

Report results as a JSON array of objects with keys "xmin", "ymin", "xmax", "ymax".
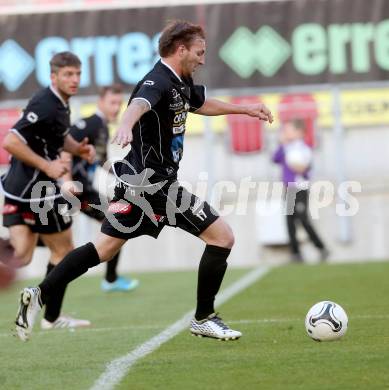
[{"xmin": 273, "ymin": 119, "xmax": 329, "ymax": 262}]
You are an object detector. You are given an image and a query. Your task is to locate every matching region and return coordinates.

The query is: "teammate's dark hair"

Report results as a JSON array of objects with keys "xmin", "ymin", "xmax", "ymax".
[
  {"xmin": 98, "ymin": 84, "xmax": 124, "ymax": 98},
  {"xmin": 50, "ymin": 51, "xmax": 81, "ymax": 74},
  {"xmin": 159, "ymin": 20, "xmax": 205, "ymax": 57}
]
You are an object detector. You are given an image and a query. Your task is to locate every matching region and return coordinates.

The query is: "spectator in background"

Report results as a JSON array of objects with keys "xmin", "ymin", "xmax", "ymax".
[
  {"xmin": 65, "ymin": 84, "xmax": 139, "ymax": 292},
  {"xmin": 273, "ymin": 119, "xmax": 329, "ymax": 262}
]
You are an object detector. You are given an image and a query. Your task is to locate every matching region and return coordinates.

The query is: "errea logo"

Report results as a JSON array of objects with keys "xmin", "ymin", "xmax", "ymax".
[
  {"xmin": 220, "ymin": 21, "xmax": 389, "ymax": 78},
  {"xmin": 143, "ymin": 80, "xmax": 155, "ymax": 86}
]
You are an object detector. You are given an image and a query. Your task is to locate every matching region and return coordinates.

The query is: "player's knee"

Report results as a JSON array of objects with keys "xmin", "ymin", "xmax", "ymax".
[
  {"xmin": 201, "ymin": 219, "xmax": 235, "ymax": 249},
  {"xmin": 219, "ymin": 229, "xmax": 235, "ymax": 249},
  {"xmin": 212, "ymin": 226, "xmax": 235, "ymax": 249},
  {"xmin": 10, "ymin": 235, "xmax": 31, "ymax": 260},
  {"xmin": 19, "ymin": 256, "xmax": 33, "ymax": 267},
  {"xmin": 94, "ymin": 241, "xmax": 118, "ymax": 262},
  {"xmin": 59, "ymin": 245, "xmax": 74, "ymax": 259},
  {"xmin": 96, "ymin": 247, "xmax": 117, "ymax": 262},
  {"xmin": 13, "ymin": 247, "xmax": 33, "ymax": 267}
]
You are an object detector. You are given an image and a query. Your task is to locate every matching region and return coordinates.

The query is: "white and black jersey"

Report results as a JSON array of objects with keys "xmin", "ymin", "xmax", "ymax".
[
  {"xmin": 113, "ymin": 60, "xmax": 206, "ymax": 184},
  {"xmin": 0, "ymin": 87, "xmax": 70, "ymax": 202},
  {"xmin": 70, "ymin": 113, "xmax": 109, "ymax": 192},
  {"xmin": 101, "ymin": 62, "xmax": 220, "ymax": 240}
]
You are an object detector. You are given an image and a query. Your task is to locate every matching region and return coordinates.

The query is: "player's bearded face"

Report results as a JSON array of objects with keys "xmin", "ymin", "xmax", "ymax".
[
  {"xmin": 52, "ymin": 66, "xmax": 81, "ymax": 99},
  {"xmin": 181, "ymin": 38, "xmax": 206, "ymax": 77}
]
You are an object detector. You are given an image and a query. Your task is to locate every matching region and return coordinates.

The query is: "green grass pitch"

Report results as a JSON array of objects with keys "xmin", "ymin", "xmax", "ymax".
[{"xmin": 0, "ymin": 262, "xmax": 388, "ymax": 389}]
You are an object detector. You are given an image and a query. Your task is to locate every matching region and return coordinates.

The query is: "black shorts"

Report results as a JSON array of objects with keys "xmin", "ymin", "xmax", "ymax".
[
  {"xmin": 79, "ymin": 189, "xmax": 106, "ymax": 222},
  {"xmin": 2, "ymin": 197, "xmax": 72, "ymax": 234},
  {"xmin": 101, "ymin": 181, "xmax": 219, "ymax": 240}
]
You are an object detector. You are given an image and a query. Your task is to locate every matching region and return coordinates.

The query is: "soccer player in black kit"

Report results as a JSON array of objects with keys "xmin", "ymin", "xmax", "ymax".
[
  {"xmin": 66, "ymin": 84, "xmax": 139, "ymax": 292},
  {"xmin": 1, "ymin": 52, "xmax": 95, "ymax": 336},
  {"xmin": 14, "ymin": 21, "xmax": 273, "ymax": 341}
]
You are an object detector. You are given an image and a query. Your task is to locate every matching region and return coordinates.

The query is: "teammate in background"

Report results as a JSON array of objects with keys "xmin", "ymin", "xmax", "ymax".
[
  {"xmin": 66, "ymin": 84, "xmax": 139, "ymax": 292},
  {"xmin": 0, "ymin": 52, "xmax": 95, "ymax": 333},
  {"xmin": 272, "ymin": 119, "xmax": 329, "ymax": 262},
  {"xmin": 14, "ymin": 20, "xmax": 273, "ymax": 342}
]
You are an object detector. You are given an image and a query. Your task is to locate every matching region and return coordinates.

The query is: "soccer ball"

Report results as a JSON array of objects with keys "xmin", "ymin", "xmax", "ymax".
[
  {"xmin": 285, "ymin": 140, "xmax": 312, "ymax": 173},
  {"xmin": 305, "ymin": 301, "xmax": 348, "ymax": 341}
]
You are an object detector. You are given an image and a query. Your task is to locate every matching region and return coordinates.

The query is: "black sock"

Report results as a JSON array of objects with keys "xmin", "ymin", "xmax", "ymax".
[
  {"xmin": 39, "ymin": 243, "xmax": 100, "ymax": 305},
  {"xmin": 105, "ymin": 252, "xmax": 120, "ymax": 283},
  {"xmin": 43, "ymin": 262, "xmax": 67, "ymax": 323},
  {"xmin": 195, "ymin": 245, "xmax": 230, "ymax": 321}
]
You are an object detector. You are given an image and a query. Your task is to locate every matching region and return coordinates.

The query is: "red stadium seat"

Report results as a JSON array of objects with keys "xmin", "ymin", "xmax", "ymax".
[{"xmin": 227, "ymin": 96, "xmax": 264, "ymax": 153}]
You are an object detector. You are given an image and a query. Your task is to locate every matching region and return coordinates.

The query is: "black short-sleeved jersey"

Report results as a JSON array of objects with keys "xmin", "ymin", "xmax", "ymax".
[
  {"xmin": 0, "ymin": 87, "xmax": 70, "ymax": 202},
  {"xmin": 70, "ymin": 113, "xmax": 109, "ymax": 191},
  {"xmin": 113, "ymin": 60, "xmax": 206, "ymax": 184}
]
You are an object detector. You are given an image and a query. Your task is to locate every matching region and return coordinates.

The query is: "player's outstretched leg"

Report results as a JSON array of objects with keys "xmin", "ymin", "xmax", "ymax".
[
  {"xmin": 189, "ymin": 245, "xmax": 242, "ymax": 340},
  {"xmin": 186, "ymin": 216, "xmax": 241, "ymax": 340},
  {"xmin": 15, "ymin": 287, "xmax": 42, "ymax": 342}
]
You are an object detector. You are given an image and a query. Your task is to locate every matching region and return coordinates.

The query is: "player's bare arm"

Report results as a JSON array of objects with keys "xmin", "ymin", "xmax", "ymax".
[
  {"xmin": 2, "ymin": 132, "xmax": 68, "ymax": 179},
  {"xmin": 60, "ymin": 151, "xmax": 83, "ymax": 195},
  {"xmin": 112, "ymin": 99, "xmax": 150, "ymax": 148},
  {"xmin": 195, "ymin": 98, "xmax": 274, "ymax": 123},
  {"xmin": 63, "ymin": 134, "xmax": 95, "ymax": 164}
]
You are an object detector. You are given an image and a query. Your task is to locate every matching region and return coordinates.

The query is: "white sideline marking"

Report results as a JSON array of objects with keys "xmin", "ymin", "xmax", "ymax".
[
  {"xmin": 0, "ymin": 324, "xmax": 166, "ymax": 338},
  {"xmin": 90, "ymin": 266, "xmax": 271, "ymax": 390},
  {"xmin": 1, "ymin": 313, "xmax": 387, "ymax": 339}
]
